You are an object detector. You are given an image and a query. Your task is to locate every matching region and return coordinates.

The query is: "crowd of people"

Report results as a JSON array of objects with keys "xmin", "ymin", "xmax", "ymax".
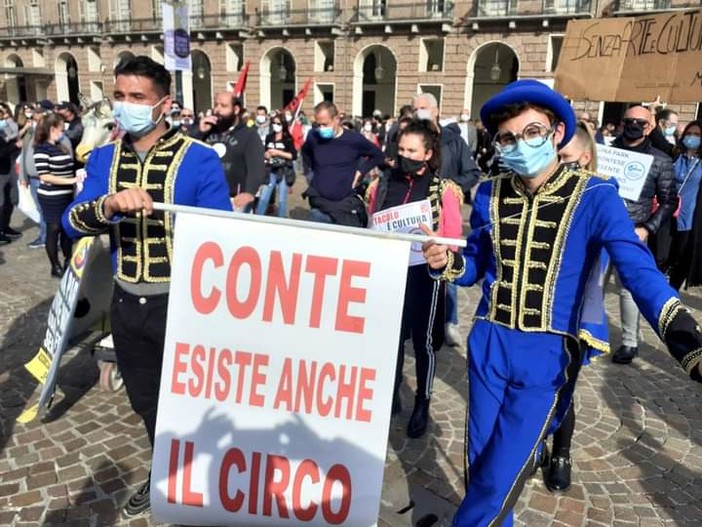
[{"xmin": 1, "ymin": 54, "xmax": 701, "ymax": 525}]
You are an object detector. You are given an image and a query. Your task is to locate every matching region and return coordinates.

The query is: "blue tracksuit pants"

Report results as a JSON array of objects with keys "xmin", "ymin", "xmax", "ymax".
[{"xmin": 454, "ymin": 319, "xmax": 580, "ymax": 527}]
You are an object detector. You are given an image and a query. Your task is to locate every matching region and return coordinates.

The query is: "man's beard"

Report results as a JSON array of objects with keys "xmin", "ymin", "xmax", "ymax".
[{"xmin": 214, "ymin": 114, "xmax": 235, "ymax": 133}]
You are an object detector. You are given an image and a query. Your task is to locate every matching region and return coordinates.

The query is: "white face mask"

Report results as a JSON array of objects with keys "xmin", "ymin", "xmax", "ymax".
[
  {"xmin": 363, "ymin": 123, "xmax": 373, "ymax": 132},
  {"xmin": 461, "ymin": 113, "xmax": 470, "ymax": 122},
  {"xmin": 272, "ymin": 123, "xmax": 283, "ymax": 133},
  {"xmin": 415, "ymin": 108, "xmax": 432, "ymax": 121}
]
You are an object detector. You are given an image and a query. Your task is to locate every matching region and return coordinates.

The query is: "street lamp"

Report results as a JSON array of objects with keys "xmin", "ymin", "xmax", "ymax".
[
  {"xmin": 490, "ymin": 49, "xmax": 501, "ymax": 82},
  {"xmin": 197, "ymin": 66, "xmax": 206, "ymax": 79},
  {"xmin": 374, "ymin": 51, "xmax": 385, "ymax": 81},
  {"xmin": 68, "ymin": 65, "xmax": 77, "ymax": 79}
]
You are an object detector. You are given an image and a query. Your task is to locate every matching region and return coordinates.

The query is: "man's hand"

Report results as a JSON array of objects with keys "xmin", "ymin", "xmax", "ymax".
[
  {"xmin": 420, "ymin": 224, "xmax": 449, "ymax": 270},
  {"xmin": 635, "ymin": 227, "xmax": 649, "ymax": 242},
  {"xmin": 352, "ymin": 171, "xmax": 363, "ymax": 189},
  {"xmin": 103, "ymin": 188, "xmax": 153, "ymax": 220},
  {"xmin": 232, "ymin": 192, "xmax": 255, "ymax": 211},
  {"xmin": 199, "ymin": 115, "xmax": 219, "ymax": 134}
]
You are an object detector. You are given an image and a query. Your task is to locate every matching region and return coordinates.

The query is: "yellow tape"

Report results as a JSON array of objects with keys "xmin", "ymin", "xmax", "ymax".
[
  {"xmin": 24, "ymin": 347, "xmax": 52, "ymax": 384},
  {"xmin": 16, "ymin": 403, "xmax": 39, "ymax": 423}
]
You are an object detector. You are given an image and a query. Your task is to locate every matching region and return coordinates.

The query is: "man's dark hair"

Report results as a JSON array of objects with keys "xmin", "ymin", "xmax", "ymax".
[
  {"xmin": 114, "ymin": 56, "xmax": 171, "ymax": 97},
  {"xmin": 488, "ymin": 103, "xmax": 557, "ymax": 132},
  {"xmin": 314, "ymin": 101, "xmax": 338, "ymax": 118},
  {"xmin": 656, "ymin": 108, "xmax": 678, "ymax": 124},
  {"xmin": 256, "ymin": 105, "xmax": 268, "ymax": 114}
]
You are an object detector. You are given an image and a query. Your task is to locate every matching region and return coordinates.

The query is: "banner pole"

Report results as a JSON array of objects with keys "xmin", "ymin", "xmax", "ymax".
[{"xmin": 152, "ymin": 202, "xmax": 467, "ymax": 248}]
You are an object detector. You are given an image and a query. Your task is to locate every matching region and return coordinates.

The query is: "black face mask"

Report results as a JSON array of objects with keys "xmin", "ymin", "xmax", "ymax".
[
  {"xmin": 622, "ymin": 121, "xmax": 645, "ymax": 141},
  {"xmin": 398, "ymin": 155, "xmax": 426, "ymax": 176},
  {"xmin": 214, "ymin": 114, "xmax": 235, "ymax": 133}
]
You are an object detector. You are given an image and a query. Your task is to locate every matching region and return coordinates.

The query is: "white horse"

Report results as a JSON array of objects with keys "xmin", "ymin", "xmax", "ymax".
[{"xmin": 75, "ymin": 94, "xmax": 117, "ymax": 164}]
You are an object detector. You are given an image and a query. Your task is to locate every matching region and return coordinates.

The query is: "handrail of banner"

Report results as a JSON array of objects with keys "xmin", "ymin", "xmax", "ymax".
[{"xmin": 153, "ymin": 202, "xmax": 468, "ymax": 248}]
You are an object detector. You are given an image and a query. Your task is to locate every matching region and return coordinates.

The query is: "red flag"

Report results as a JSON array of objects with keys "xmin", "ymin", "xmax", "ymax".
[
  {"xmin": 283, "ymin": 78, "xmax": 312, "ymax": 117},
  {"xmin": 233, "ymin": 61, "xmax": 250, "ymax": 99}
]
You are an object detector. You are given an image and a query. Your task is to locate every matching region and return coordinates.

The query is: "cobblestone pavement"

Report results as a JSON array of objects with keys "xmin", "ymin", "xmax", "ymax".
[{"xmin": 1, "ymin": 192, "xmax": 702, "ymax": 526}]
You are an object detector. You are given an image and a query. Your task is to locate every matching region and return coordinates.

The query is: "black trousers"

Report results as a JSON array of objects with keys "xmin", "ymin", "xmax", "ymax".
[
  {"xmin": 668, "ymin": 229, "xmax": 692, "ymax": 291},
  {"xmin": 111, "ymin": 286, "xmax": 169, "ymax": 448},
  {"xmin": 396, "ymin": 266, "xmax": 445, "ymax": 400}
]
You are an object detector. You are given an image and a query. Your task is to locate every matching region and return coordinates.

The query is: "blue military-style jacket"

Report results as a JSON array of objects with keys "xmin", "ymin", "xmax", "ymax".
[{"xmin": 62, "ymin": 127, "xmax": 232, "ymax": 284}]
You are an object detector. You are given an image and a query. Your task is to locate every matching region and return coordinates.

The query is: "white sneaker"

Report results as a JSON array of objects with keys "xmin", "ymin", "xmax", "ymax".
[{"xmin": 445, "ymin": 323, "xmax": 461, "ymax": 347}]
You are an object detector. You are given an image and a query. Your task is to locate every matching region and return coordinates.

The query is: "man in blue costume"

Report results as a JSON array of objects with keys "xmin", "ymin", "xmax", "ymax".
[
  {"xmin": 62, "ymin": 56, "xmax": 232, "ymax": 518},
  {"xmin": 421, "ymin": 80, "xmax": 702, "ymax": 526}
]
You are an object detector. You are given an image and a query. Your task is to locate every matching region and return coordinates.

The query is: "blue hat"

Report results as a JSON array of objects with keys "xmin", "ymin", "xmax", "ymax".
[{"xmin": 480, "ymin": 79, "xmax": 576, "ymax": 148}]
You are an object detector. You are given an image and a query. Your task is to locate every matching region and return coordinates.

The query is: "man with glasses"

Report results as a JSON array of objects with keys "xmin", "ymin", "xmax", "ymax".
[
  {"xmin": 178, "ymin": 107, "xmax": 194, "ymax": 132},
  {"xmin": 609, "ymin": 105, "xmax": 676, "ymax": 364},
  {"xmin": 421, "ymin": 80, "xmax": 702, "ymax": 527}
]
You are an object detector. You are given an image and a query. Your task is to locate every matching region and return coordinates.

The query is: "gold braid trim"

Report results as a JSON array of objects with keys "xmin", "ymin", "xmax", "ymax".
[
  {"xmin": 94, "ymin": 195, "xmax": 112, "ymax": 224},
  {"xmin": 578, "ymin": 329, "xmax": 611, "ymax": 354},
  {"xmin": 434, "ymin": 251, "xmax": 466, "ymax": 282},
  {"xmin": 658, "ymin": 298, "xmax": 683, "ymax": 338},
  {"xmin": 681, "ymin": 348, "xmax": 702, "ymax": 376}
]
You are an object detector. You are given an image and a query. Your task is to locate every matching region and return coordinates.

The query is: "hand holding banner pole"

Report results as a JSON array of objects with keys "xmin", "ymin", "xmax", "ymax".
[{"xmin": 151, "ymin": 202, "xmax": 467, "ymax": 248}]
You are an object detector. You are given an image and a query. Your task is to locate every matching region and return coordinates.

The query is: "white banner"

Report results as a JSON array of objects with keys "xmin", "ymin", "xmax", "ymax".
[
  {"xmin": 163, "ymin": 0, "xmax": 191, "ymax": 72},
  {"xmin": 152, "ymin": 212, "xmax": 410, "ymax": 526},
  {"xmin": 370, "ymin": 199, "xmax": 433, "ymax": 267},
  {"xmin": 596, "ymin": 144, "xmax": 654, "ymax": 202}
]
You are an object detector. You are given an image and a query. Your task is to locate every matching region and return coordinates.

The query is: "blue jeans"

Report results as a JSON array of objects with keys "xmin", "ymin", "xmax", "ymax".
[
  {"xmin": 309, "ymin": 208, "xmax": 333, "ymax": 224},
  {"xmin": 255, "ymin": 171, "xmax": 288, "ymax": 217},
  {"xmin": 29, "ymin": 178, "xmax": 47, "ymax": 243},
  {"xmin": 446, "ymin": 282, "xmax": 459, "ymax": 325}
]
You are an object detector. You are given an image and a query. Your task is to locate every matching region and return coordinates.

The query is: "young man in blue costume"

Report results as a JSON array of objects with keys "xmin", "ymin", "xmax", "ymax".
[
  {"xmin": 62, "ymin": 56, "xmax": 232, "ymax": 517},
  {"xmin": 421, "ymin": 79, "xmax": 702, "ymax": 526}
]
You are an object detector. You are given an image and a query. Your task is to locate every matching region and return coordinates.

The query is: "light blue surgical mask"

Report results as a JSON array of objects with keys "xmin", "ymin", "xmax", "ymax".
[
  {"xmin": 664, "ymin": 125, "xmax": 677, "ymax": 137},
  {"xmin": 317, "ymin": 126, "xmax": 335, "ymax": 140},
  {"xmin": 500, "ymin": 137, "xmax": 557, "ymax": 178},
  {"xmin": 683, "ymin": 135, "xmax": 701, "ymax": 151},
  {"xmin": 113, "ymin": 97, "xmax": 166, "ymax": 138},
  {"xmin": 0, "ymin": 119, "xmax": 6, "ymax": 129}
]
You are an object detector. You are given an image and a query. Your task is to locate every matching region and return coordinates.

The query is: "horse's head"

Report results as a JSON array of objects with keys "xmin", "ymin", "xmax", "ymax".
[{"xmin": 75, "ymin": 98, "xmax": 116, "ymax": 163}]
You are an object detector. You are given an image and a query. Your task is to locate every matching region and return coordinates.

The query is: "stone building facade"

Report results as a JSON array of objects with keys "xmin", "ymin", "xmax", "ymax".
[{"xmin": 0, "ymin": 0, "xmax": 699, "ymax": 123}]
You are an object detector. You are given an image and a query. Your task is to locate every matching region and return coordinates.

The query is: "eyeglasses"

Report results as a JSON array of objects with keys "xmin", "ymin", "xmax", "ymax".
[
  {"xmin": 622, "ymin": 118, "xmax": 649, "ymax": 127},
  {"xmin": 181, "ymin": 114, "xmax": 193, "ymax": 119},
  {"xmin": 494, "ymin": 122, "xmax": 554, "ymax": 153}
]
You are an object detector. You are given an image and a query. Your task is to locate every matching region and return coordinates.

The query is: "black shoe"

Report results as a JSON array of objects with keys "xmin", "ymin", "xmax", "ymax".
[
  {"xmin": 391, "ymin": 392, "xmax": 402, "ymax": 416},
  {"xmin": 3, "ymin": 227, "xmax": 22, "ymax": 239},
  {"xmin": 51, "ymin": 265, "xmax": 64, "ymax": 278},
  {"xmin": 407, "ymin": 396, "xmax": 430, "ymax": 438},
  {"xmin": 546, "ymin": 455, "xmax": 572, "ymax": 492},
  {"xmin": 0, "ymin": 233, "xmax": 11, "ymax": 245},
  {"xmin": 124, "ymin": 477, "xmax": 151, "ymax": 517},
  {"xmin": 612, "ymin": 345, "xmax": 638, "ymax": 364},
  {"xmin": 531, "ymin": 440, "xmax": 549, "ymax": 477}
]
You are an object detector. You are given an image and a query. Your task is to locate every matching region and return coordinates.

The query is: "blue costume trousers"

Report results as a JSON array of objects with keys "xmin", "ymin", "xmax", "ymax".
[{"xmin": 454, "ymin": 319, "xmax": 579, "ymax": 527}]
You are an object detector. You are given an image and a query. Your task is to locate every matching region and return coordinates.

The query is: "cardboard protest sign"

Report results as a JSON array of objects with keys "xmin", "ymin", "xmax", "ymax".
[
  {"xmin": 555, "ymin": 9, "xmax": 702, "ymax": 103},
  {"xmin": 19, "ymin": 236, "xmax": 112, "ymax": 422},
  {"xmin": 152, "ymin": 212, "xmax": 410, "ymax": 526},
  {"xmin": 596, "ymin": 144, "xmax": 654, "ymax": 202},
  {"xmin": 370, "ymin": 199, "xmax": 433, "ymax": 266}
]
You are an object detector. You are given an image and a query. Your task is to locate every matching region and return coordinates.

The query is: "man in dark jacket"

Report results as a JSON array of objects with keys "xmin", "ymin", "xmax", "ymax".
[
  {"xmin": 191, "ymin": 92, "xmax": 266, "ymax": 211},
  {"xmin": 412, "ymin": 93, "xmax": 482, "ymax": 346},
  {"xmin": 610, "ymin": 105, "xmax": 677, "ymax": 365},
  {"xmin": 649, "ymin": 108, "xmax": 678, "ymax": 159},
  {"xmin": 56, "ymin": 101, "xmax": 84, "ymax": 151}
]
